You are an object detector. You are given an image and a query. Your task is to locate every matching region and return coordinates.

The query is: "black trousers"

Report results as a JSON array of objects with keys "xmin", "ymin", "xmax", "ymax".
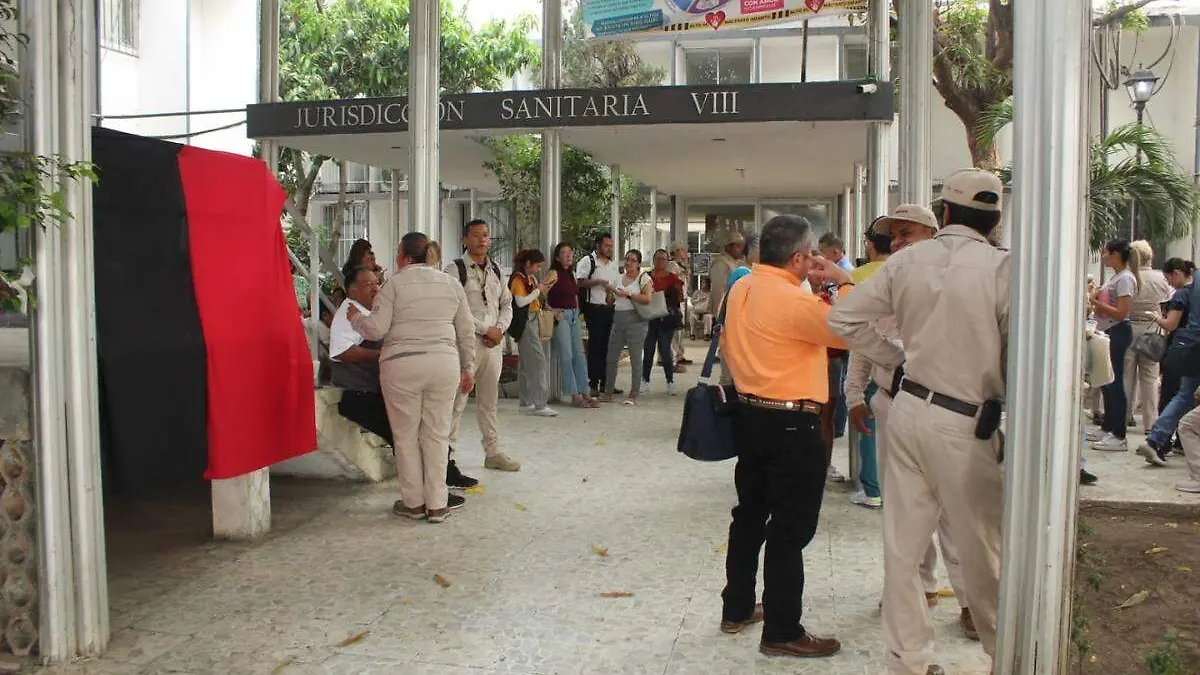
[
  {"xmin": 722, "ymin": 405, "xmax": 827, "ymax": 644},
  {"xmin": 583, "ymin": 303, "xmax": 615, "ymax": 390},
  {"xmin": 338, "ymin": 390, "xmax": 392, "ymax": 446},
  {"xmin": 642, "ymin": 317, "xmax": 677, "ymax": 384}
]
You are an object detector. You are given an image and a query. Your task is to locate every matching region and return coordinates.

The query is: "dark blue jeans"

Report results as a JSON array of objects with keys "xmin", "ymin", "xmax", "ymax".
[
  {"xmin": 1101, "ymin": 322, "xmax": 1133, "ymax": 440},
  {"xmin": 642, "ymin": 317, "xmax": 677, "ymax": 384}
]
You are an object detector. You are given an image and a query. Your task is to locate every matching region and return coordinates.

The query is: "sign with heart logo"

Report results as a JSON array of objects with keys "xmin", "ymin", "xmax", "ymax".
[
  {"xmin": 582, "ymin": 0, "xmax": 859, "ymax": 39},
  {"xmin": 705, "ymin": 11, "xmax": 726, "ymax": 29},
  {"xmin": 805, "ymin": 0, "xmax": 825, "ymax": 11}
]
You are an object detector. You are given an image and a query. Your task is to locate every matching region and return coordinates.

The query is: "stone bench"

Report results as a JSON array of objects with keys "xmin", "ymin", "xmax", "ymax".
[{"xmin": 271, "ymin": 387, "xmax": 396, "ymax": 482}]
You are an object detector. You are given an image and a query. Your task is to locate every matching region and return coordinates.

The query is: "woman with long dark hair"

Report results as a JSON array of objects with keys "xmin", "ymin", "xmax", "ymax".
[
  {"xmin": 510, "ymin": 249, "xmax": 558, "ymax": 417},
  {"xmin": 547, "ymin": 243, "xmax": 599, "ymax": 408},
  {"xmin": 1088, "ymin": 239, "xmax": 1142, "ymax": 452},
  {"xmin": 642, "ymin": 248, "xmax": 684, "ymax": 395},
  {"xmin": 344, "ymin": 238, "xmax": 385, "ymax": 285}
]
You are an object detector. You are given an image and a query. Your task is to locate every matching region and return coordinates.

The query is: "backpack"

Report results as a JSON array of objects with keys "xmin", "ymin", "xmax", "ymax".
[
  {"xmin": 453, "ymin": 257, "xmax": 501, "ymax": 288},
  {"xmin": 506, "ymin": 272, "xmax": 530, "ymax": 342},
  {"xmin": 577, "ymin": 253, "xmax": 597, "ymax": 308}
]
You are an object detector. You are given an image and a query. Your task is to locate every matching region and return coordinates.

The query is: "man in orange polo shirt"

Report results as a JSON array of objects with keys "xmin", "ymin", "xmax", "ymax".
[{"xmin": 717, "ymin": 214, "xmax": 854, "ymax": 660}]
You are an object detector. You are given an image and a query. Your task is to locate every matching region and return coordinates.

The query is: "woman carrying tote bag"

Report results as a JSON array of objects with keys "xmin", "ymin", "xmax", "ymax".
[{"xmin": 602, "ymin": 249, "xmax": 653, "ymax": 405}]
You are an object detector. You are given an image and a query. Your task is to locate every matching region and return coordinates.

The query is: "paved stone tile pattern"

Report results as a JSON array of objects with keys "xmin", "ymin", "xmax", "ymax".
[
  {"xmin": 36, "ymin": 348, "xmax": 1188, "ymax": 675},
  {"xmin": 0, "ymin": 368, "xmax": 37, "ymax": 657}
]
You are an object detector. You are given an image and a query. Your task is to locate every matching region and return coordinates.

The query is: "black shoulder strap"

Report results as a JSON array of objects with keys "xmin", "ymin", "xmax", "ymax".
[
  {"xmin": 454, "ymin": 258, "xmax": 467, "ymax": 286},
  {"xmin": 700, "ymin": 292, "xmax": 733, "ymax": 381},
  {"xmin": 490, "ymin": 260, "xmax": 501, "ymax": 279},
  {"xmin": 586, "ymin": 253, "xmax": 597, "ymax": 280}
]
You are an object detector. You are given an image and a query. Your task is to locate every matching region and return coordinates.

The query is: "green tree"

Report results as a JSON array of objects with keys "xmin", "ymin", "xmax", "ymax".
[
  {"xmin": 276, "ymin": 0, "xmax": 539, "ymax": 218},
  {"xmin": 562, "ymin": 0, "xmax": 666, "ymax": 88},
  {"xmin": 978, "ymin": 99, "xmax": 1199, "ymax": 251},
  {"xmin": 910, "ymin": 0, "xmax": 1155, "ymax": 169}
]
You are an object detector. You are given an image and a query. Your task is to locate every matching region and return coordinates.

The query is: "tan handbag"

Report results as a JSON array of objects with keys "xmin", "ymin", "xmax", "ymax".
[{"xmin": 537, "ymin": 309, "xmax": 555, "ymax": 340}]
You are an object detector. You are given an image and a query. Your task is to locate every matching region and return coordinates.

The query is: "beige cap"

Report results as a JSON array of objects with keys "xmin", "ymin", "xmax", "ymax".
[
  {"xmin": 940, "ymin": 168, "xmax": 1004, "ymax": 212},
  {"xmin": 871, "ymin": 203, "xmax": 939, "ymax": 236},
  {"xmin": 722, "ymin": 230, "xmax": 746, "ymax": 248},
  {"xmin": 670, "ymin": 240, "xmax": 689, "ymax": 254}
]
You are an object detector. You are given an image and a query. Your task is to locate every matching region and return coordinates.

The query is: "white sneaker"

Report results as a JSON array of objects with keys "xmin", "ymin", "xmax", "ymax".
[
  {"xmin": 1091, "ymin": 434, "xmax": 1127, "ymax": 452},
  {"xmin": 531, "ymin": 406, "xmax": 558, "ymax": 417},
  {"xmin": 519, "ymin": 403, "xmax": 535, "ymax": 413},
  {"xmin": 1175, "ymin": 480, "xmax": 1200, "ymax": 493},
  {"xmin": 827, "ymin": 466, "xmax": 846, "ymax": 482},
  {"xmin": 667, "ymin": 382, "xmax": 678, "ymax": 396},
  {"xmin": 1136, "ymin": 443, "xmax": 1168, "ymax": 467},
  {"xmin": 642, "ymin": 380, "xmax": 652, "ymax": 394},
  {"xmin": 1085, "ymin": 427, "xmax": 1107, "ymax": 442},
  {"xmin": 851, "ymin": 490, "xmax": 882, "ymax": 509}
]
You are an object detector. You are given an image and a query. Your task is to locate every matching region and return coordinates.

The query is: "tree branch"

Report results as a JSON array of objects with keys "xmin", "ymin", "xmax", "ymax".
[{"xmin": 1093, "ymin": 0, "xmax": 1155, "ymax": 27}]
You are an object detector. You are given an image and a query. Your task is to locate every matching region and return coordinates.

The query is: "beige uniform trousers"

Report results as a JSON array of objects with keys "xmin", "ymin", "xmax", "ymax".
[
  {"xmin": 1176, "ymin": 405, "xmax": 1200, "ymax": 482},
  {"xmin": 872, "ymin": 392, "xmax": 967, "ymax": 600},
  {"xmin": 880, "ymin": 392, "xmax": 1004, "ymax": 675},
  {"xmin": 382, "ymin": 353, "xmax": 460, "ymax": 511},
  {"xmin": 449, "ymin": 337, "xmax": 503, "ymax": 458},
  {"xmin": 1124, "ymin": 320, "xmax": 1162, "ymax": 430}
]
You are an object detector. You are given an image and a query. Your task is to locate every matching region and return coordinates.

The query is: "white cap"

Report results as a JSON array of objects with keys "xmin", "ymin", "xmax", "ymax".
[
  {"xmin": 871, "ymin": 203, "xmax": 939, "ymax": 236},
  {"xmin": 940, "ymin": 168, "xmax": 1004, "ymax": 212}
]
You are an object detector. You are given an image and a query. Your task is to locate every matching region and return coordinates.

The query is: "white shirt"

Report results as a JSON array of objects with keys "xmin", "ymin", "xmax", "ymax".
[
  {"xmin": 329, "ymin": 299, "xmax": 370, "ymax": 361},
  {"xmin": 613, "ymin": 273, "xmax": 649, "ymax": 312},
  {"xmin": 575, "ymin": 253, "xmax": 621, "ymax": 305}
]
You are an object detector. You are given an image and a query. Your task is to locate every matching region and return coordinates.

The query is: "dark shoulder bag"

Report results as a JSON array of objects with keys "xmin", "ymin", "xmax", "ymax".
[
  {"xmin": 677, "ymin": 294, "xmax": 739, "ymax": 462},
  {"xmin": 507, "ymin": 273, "xmax": 530, "ymax": 342}
]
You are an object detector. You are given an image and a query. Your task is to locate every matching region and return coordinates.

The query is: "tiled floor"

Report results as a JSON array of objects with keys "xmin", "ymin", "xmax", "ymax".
[{"xmin": 36, "ymin": 347, "xmax": 1194, "ymax": 675}]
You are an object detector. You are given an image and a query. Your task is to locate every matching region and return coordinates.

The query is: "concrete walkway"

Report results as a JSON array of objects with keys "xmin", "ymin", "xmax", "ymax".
[{"xmin": 36, "ymin": 343, "xmax": 1191, "ymax": 675}]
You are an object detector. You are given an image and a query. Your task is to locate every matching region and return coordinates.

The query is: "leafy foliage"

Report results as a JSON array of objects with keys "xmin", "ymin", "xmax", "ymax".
[
  {"xmin": 563, "ymin": 0, "xmax": 665, "ymax": 88},
  {"xmin": 0, "ymin": 0, "xmax": 97, "ymax": 312},
  {"xmin": 276, "ymin": 0, "xmax": 540, "ymax": 216},
  {"xmin": 979, "ymin": 98, "xmax": 1199, "ymax": 252}
]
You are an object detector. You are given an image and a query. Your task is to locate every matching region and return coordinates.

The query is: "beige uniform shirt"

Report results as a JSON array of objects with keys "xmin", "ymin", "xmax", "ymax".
[
  {"xmin": 351, "ymin": 264, "xmax": 476, "ymax": 372},
  {"xmin": 708, "ymin": 253, "xmax": 741, "ymax": 314},
  {"xmin": 444, "ymin": 257, "xmax": 513, "ymax": 336},
  {"xmin": 828, "ymin": 225, "xmax": 1011, "ymax": 406}
]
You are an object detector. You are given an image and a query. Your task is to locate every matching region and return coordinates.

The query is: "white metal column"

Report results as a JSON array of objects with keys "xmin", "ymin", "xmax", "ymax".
[
  {"xmin": 540, "ymin": 0, "xmax": 563, "ymax": 252},
  {"xmin": 898, "ymin": 0, "xmax": 932, "ymax": 206},
  {"xmin": 996, "ymin": 0, "xmax": 1089, "ymax": 672},
  {"xmin": 852, "ymin": 162, "xmax": 867, "ymax": 261},
  {"xmin": 610, "ymin": 165, "xmax": 622, "ymax": 254},
  {"xmin": 867, "ymin": 0, "xmax": 892, "ymax": 221},
  {"xmin": 408, "ymin": 0, "xmax": 440, "ymax": 236},
  {"xmin": 648, "ymin": 188, "xmax": 658, "ymax": 250},
  {"xmin": 391, "ymin": 171, "xmax": 402, "ymax": 243},
  {"xmin": 841, "ymin": 184, "xmax": 853, "ymax": 246}
]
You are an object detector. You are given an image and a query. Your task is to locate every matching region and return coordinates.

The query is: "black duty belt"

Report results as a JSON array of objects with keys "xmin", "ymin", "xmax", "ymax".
[
  {"xmin": 738, "ymin": 393, "xmax": 823, "ymax": 415},
  {"xmin": 899, "ymin": 379, "xmax": 979, "ymax": 418}
]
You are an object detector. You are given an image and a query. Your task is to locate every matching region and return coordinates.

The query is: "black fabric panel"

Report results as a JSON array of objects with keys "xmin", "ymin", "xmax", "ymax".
[{"xmin": 92, "ymin": 127, "xmax": 208, "ymax": 493}]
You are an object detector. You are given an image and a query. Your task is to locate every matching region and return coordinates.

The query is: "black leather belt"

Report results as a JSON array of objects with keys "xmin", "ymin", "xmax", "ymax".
[
  {"xmin": 738, "ymin": 393, "xmax": 823, "ymax": 415},
  {"xmin": 900, "ymin": 379, "xmax": 979, "ymax": 418}
]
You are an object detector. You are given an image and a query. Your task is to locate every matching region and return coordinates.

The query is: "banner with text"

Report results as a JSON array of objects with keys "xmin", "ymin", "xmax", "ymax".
[{"xmin": 581, "ymin": 0, "xmax": 867, "ymax": 39}]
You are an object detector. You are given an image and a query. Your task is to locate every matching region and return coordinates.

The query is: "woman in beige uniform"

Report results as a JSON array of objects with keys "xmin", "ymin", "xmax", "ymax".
[{"xmin": 350, "ymin": 233, "xmax": 476, "ymax": 523}]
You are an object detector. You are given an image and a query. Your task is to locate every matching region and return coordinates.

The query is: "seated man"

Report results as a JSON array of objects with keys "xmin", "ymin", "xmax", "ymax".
[
  {"xmin": 330, "ymin": 266, "xmax": 467, "ymax": 503},
  {"xmin": 690, "ymin": 277, "xmax": 713, "ymax": 339}
]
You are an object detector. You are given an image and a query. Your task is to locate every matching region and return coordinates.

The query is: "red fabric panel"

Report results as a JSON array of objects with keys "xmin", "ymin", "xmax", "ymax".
[{"xmin": 177, "ymin": 146, "xmax": 316, "ymax": 479}]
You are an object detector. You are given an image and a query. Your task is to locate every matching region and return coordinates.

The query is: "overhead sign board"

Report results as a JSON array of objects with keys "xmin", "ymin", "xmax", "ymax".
[
  {"xmin": 581, "ymin": 0, "xmax": 867, "ymax": 39},
  {"xmin": 245, "ymin": 82, "xmax": 895, "ymax": 138}
]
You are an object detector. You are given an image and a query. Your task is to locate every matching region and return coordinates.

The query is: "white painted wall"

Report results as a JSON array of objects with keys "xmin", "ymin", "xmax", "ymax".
[{"xmin": 99, "ymin": 0, "xmax": 257, "ymax": 155}]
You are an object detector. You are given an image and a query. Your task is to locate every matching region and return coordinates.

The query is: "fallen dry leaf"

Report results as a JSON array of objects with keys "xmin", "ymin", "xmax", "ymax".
[
  {"xmin": 270, "ymin": 657, "xmax": 296, "ymax": 675},
  {"xmin": 592, "ymin": 544, "xmax": 609, "ymax": 558},
  {"xmin": 402, "ymin": 597, "xmax": 413, "ymax": 605},
  {"xmin": 1166, "ymin": 522, "xmax": 1179, "ymax": 528},
  {"xmin": 595, "ymin": 440, "xmax": 606, "ymax": 446},
  {"xmin": 1116, "ymin": 589, "xmax": 1149, "ymax": 609},
  {"xmin": 515, "ymin": 502, "xmax": 527, "ymax": 511},
  {"xmin": 1145, "ymin": 547, "xmax": 1169, "ymax": 555},
  {"xmin": 337, "ymin": 630, "xmax": 370, "ymax": 648},
  {"xmin": 464, "ymin": 486, "xmax": 484, "ymax": 495},
  {"xmin": 434, "ymin": 574, "xmax": 452, "ymax": 588},
  {"xmin": 937, "ymin": 589, "xmax": 956, "ymax": 598},
  {"xmin": 714, "ymin": 544, "xmax": 728, "ymax": 554},
  {"xmin": 1178, "ymin": 566, "xmax": 1193, "ymax": 572},
  {"xmin": 599, "ymin": 591, "xmax": 634, "ymax": 598}
]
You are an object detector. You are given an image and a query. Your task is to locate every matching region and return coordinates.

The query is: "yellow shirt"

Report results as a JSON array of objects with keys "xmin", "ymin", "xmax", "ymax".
[
  {"xmin": 510, "ymin": 274, "xmax": 540, "ymax": 313},
  {"xmin": 850, "ymin": 260, "xmax": 885, "ymax": 284},
  {"xmin": 721, "ymin": 264, "xmax": 849, "ymax": 402}
]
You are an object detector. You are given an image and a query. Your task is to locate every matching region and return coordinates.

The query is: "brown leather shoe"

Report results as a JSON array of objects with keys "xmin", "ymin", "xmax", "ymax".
[
  {"xmin": 961, "ymin": 607, "xmax": 980, "ymax": 641},
  {"xmin": 759, "ymin": 633, "xmax": 841, "ymax": 658},
  {"xmin": 926, "ymin": 666, "xmax": 946, "ymax": 675},
  {"xmin": 719, "ymin": 604, "xmax": 764, "ymax": 634},
  {"xmin": 925, "ymin": 591, "xmax": 940, "ymax": 608}
]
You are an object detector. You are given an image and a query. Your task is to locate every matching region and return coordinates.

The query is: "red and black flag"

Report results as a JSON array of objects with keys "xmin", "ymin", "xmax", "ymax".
[{"xmin": 92, "ymin": 127, "xmax": 315, "ymax": 491}]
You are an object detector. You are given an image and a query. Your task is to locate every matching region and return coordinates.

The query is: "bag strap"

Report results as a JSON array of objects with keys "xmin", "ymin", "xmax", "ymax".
[
  {"xmin": 700, "ymin": 293, "xmax": 732, "ymax": 382},
  {"xmin": 454, "ymin": 258, "xmax": 467, "ymax": 286}
]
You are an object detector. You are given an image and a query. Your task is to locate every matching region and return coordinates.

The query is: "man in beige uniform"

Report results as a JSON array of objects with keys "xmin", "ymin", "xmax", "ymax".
[
  {"xmin": 829, "ymin": 169, "xmax": 1010, "ymax": 675},
  {"xmin": 446, "ymin": 219, "xmax": 521, "ymax": 473},
  {"xmin": 843, "ymin": 205, "xmax": 975, "ymax": 640},
  {"xmin": 668, "ymin": 242, "xmax": 692, "ymax": 367}
]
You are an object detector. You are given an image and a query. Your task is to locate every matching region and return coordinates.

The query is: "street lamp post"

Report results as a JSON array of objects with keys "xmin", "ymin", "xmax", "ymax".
[{"xmin": 1123, "ymin": 68, "xmax": 1159, "ymax": 239}]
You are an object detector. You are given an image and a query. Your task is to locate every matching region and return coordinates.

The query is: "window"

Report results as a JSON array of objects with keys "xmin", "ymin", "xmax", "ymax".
[
  {"xmin": 843, "ymin": 42, "xmax": 869, "ymax": 80},
  {"xmin": 684, "ymin": 48, "xmax": 753, "ymax": 86},
  {"xmin": 323, "ymin": 201, "xmax": 370, "ymax": 264},
  {"xmin": 101, "ymin": 0, "xmax": 139, "ymax": 55}
]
